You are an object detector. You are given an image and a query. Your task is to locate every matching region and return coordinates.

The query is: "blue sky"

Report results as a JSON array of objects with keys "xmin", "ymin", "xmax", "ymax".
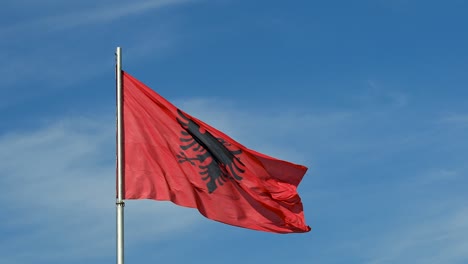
[{"xmin": 1, "ymin": 0, "xmax": 468, "ymax": 263}]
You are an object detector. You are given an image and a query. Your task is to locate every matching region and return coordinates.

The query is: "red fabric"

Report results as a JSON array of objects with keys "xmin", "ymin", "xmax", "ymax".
[{"xmin": 122, "ymin": 71, "xmax": 310, "ymax": 233}]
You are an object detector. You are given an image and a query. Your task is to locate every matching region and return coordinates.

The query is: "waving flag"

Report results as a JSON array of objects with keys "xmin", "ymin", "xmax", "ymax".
[{"xmin": 122, "ymin": 71, "xmax": 310, "ymax": 233}]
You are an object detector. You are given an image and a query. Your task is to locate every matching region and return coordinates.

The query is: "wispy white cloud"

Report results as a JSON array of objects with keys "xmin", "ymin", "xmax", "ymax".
[
  {"xmin": 365, "ymin": 205, "xmax": 468, "ymax": 264},
  {"xmin": 331, "ymin": 163, "xmax": 468, "ymax": 264},
  {"xmin": 408, "ymin": 168, "xmax": 461, "ymax": 186},
  {"xmin": 438, "ymin": 113, "xmax": 468, "ymax": 124},
  {"xmin": 0, "ymin": 0, "xmax": 194, "ymax": 36},
  {"xmin": 0, "ymin": 116, "xmax": 201, "ymax": 264},
  {"xmin": 0, "ymin": 0, "xmax": 190, "ymax": 105},
  {"xmin": 0, "ymin": 27, "xmax": 176, "ymax": 94},
  {"xmin": 0, "ymin": 28, "xmax": 181, "ymax": 100}
]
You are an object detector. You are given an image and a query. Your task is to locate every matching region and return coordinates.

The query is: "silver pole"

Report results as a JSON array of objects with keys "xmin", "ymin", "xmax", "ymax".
[{"xmin": 116, "ymin": 47, "xmax": 125, "ymax": 264}]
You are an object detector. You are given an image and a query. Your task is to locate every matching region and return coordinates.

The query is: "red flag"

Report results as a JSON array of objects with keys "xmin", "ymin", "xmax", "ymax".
[{"xmin": 122, "ymin": 71, "xmax": 310, "ymax": 233}]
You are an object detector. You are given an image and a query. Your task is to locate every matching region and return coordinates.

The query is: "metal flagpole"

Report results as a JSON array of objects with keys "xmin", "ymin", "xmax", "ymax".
[{"xmin": 116, "ymin": 47, "xmax": 125, "ymax": 264}]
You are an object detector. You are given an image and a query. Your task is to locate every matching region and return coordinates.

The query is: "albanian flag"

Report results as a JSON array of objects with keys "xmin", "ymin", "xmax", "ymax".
[{"xmin": 122, "ymin": 71, "xmax": 310, "ymax": 233}]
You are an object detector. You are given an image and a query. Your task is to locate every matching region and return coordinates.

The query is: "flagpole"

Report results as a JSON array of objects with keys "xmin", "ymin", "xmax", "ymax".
[{"xmin": 116, "ymin": 47, "xmax": 125, "ymax": 264}]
